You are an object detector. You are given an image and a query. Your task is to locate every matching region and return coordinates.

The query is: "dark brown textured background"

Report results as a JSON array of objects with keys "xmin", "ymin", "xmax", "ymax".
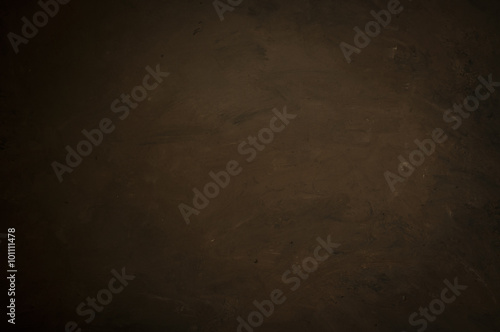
[{"xmin": 1, "ymin": 0, "xmax": 500, "ymax": 331}]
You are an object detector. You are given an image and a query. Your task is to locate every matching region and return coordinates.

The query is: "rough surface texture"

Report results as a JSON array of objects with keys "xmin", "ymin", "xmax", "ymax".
[{"xmin": 1, "ymin": 0, "xmax": 500, "ymax": 331}]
